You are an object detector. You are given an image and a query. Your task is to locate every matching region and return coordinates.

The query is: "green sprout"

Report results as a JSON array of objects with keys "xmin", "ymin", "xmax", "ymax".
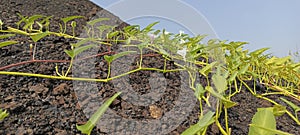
[{"xmin": 0, "ymin": 109, "xmax": 9, "ymax": 121}]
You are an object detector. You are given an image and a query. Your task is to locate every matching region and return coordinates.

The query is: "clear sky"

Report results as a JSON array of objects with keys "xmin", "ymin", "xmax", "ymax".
[{"xmin": 90, "ymin": 0, "xmax": 300, "ymax": 58}]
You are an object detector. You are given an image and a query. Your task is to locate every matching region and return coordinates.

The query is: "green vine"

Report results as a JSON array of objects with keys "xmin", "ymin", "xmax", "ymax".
[{"xmin": 0, "ymin": 14, "xmax": 299, "ymax": 135}]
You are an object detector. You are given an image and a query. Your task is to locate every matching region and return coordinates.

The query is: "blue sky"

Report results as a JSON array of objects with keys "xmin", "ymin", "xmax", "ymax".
[{"xmin": 90, "ymin": 0, "xmax": 300, "ymax": 58}]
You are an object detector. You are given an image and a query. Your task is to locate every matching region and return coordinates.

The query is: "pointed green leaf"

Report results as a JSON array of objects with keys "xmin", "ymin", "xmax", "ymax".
[
  {"xmin": 0, "ymin": 34, "xmax": 16, "ymax": 39},
  {"xmin": 64, "ymin": 49, "xmax": 75, "ymax": 58},
  {"xmin": 194, "ymin": 83, "xmax": 206, "ymax": 98},
  {"xmin": 97, "ymin": 25, "xmax": 115, "ymax": 32},
  {"xmin": 206, "ymin": 86, "xmax": 237, "ymax": 108},
  {"xmin": 137, "ymin": 42, "xmax": 148, "ymax": 51},
  {"xmin": 71, "ymin": 38, "xmax": 91, "ymax": 48},
  {"xmin": 181, "ymin": 111, "xmax": 215, "ymax": 135},
  {"xmin": 16, "ymin": 13, "xmax": 28, "ymax": 27},
  {"xmin": 73, "ymin": 44, "xmax": 96, "ymax": 57},
  {"xmin": 107, "ymin": 31, "xmax": 120, "ymax": 39},
  {"xmin": 265, "ymin": 56, "xmax": 277, "ymax": 65},
  {"xmin": 22, "ymin": 15, "xmax": 43, "ymax": 30},
  {"xmin": 0, "ymin": 41, "xmax": 18, "ymax": 48},
  {"xmin": 249, "ymin": 48, "xmax": 269, "ymax": 57},
  {"xmin": 153, "ymin": 29, "xmax": 161, "ymax": 35},
  {"xmin": 76, "ymin": 92, "xmax": 121, "ymax": 135},
  {"xmin": 61, "ymin": 16, "xmax": 83, "ymax": 24},
  {"xmin": 275, "ymin": 56, "xmax": 291, "ymax": 65},
  {"xmin": 104, "ymin": 55, "xmax": 113, "ymax": 63},
  {"xmin": 104, "ymin": 51, "xmax": 136, "ymax": 63},
  {"xmin": 142, "ymin": 21, "xmax": 159, "ymax": 33},
  {"xmin": 40, "ymin": 15, "xmax": 52, "ymax": 24},
  {"xmin": 280, "ymin": 98, "xmax": 300, "ymax": 113},
  {"xmin": 28, "ymin": 15, "xmax": 44, "ymax": 23},
  {"xmin": 112, "ymin": 51, "xmax": 137, "ymax": 62},
  {"xmin": 199, "ymin": 61, "xmax": 218, "ymax": 77},
  {"xmin": 30, "ymin": 32, "xmax": 49, "ymax": 42},
  {"xmin": 239, "ymin": 63, "xmax": 250, "ymax": 75},
  {"xmin": 158, "ymin": 48, "xmax": 170, "ymax": 57},
  {"xmin": 228, "ymin": 71, "xmax": 238, "ymax": 82},
  {"xmin": 87, "ymin": 18, "xmax": 110, "ymax": 26}
]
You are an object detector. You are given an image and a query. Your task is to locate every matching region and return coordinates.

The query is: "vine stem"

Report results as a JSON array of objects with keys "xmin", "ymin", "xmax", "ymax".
[{"xmin": 0, "ymin": 71, "xmax": 107, "ymax": 82}]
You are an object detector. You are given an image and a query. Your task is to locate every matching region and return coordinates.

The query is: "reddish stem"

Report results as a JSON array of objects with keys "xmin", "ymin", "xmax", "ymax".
[{"xmin": 0, "ymin": 51, "xmax": 160, "ymax": 71}]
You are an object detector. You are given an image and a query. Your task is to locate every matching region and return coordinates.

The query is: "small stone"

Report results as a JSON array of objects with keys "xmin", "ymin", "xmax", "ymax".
[
  {"xmin": 29, "ymin": 83, "xmax": 49, "ymax": 94},
  {"xmin": 4, "ymin": 95, "xmax": 15, "ymax": 101},
  {"xmin": 211, "ymin": 123, "xmax": 219, "ymax": 134},
  {"xmin": 53, "ymin": 83, "xmax": 69, "ymax": 95},
  {"xmin": 58, "ymin": 97, "xmax": 65, "ymax": 105},
  {"xmin": 149, "ymin": 105, "xmax": 163, "ymax": 119}
]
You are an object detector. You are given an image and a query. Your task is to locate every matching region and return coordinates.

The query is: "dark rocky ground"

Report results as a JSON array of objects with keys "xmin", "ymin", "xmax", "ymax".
[{"xmin": 0, "ymin": 0, "xmax": 299, "ymax": 134}]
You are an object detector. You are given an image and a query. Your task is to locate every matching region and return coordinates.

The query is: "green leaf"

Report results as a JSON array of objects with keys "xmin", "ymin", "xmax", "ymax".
[
  {"xmin": 97, "ymin": 25, "xmax": 115, "ymax": 32},
  {"xmin": 280, "ymin": 98, "xmax": 300, "ymax": 114},
  {"xmin": 30, "ymin": 32, "xmax": 50, "ymax": 42},
  {"xmin": 64, "ymin": 50, "xmax": 75, "ymax": 58},
  {"xmin": 123, "ymin": 25, "xmax": 140, "ymax": 35},
  {"xmin": 137, "ymin": 41, "xmax": 148, "ymax": 51},
  {"xmin": 22, "ymin": 15, "xmax": 44, "ymax": 30},
  {"xmin": 73, "ymin": 44, "xmax": 96, "ymax": 57},
  {"xmin": 212, "ymin": 72, "xmax": 227, "ymax": 93},
  {"xmin": 16, "ymin": 13, "xmax": 28, "ymax": 27},
  {"xmin": 27, "ymin": 15, "xmax": 44, "ymax": 23},
  {"xmin": 64, "ymin": 44, "xmax": 96, "ymax": 58},
  {"xmin": 206, "ymin": 86, "xmax": 237, "ymax": 108},
  {"xmin": 194, "ymin": 83, "xmax": 206, "ymax": 98},
  {"xmin": 158, "ymin": 48, "xmax": 170, "ymax": 57},
  {"xmin": 275, "ymin": 56, "xmax": 291, "ymax": 65},
  {"xmin": 104, "ymin": 51, "xmax": 137, "ymax": 63},
  {"xmin": 238, "ymin": 63, "xmax": 250, "ymax": 75},
  {"xmin": 61, "ymin": 16, "xmax": 84, "ymax": 24},
  {"xmin": 71, "ymin": 38, "xmax": 91, "ymax": 48},
  {"xmin": 0, "ymin": 34, "xmax": 16, "ymax": 39},
  {"xmin": 0, "ymin": 41, "xmax": 18, "ymax": 48},
  {"xmin": 249, "ymin": 48, "xmax": 269, "ymax": 57},
  {"xmin": 104, "ymin": 55, "xmax": 113, "ymax": 63},
  {"xmin": 199, "ymin": 61, "xmax": 218, "ymax": 77},
  {"xmin": 87, "ymin": 18, "xmax": 110, "ymax": 26},
  {"xmin": 181, "ymin": 111, "xmax": 215, "ymax": 135},
  {"xmin": 141, "ymin": 21, "xmax": 159, "ymax": 33},
  {"xmin": 107, "ymin": 31, "xmax": 119, "ymax": 39},
  {"xmin": 39, "ymin": 15, "xmax": 53, "ymax": 24},
  {"xmin": 153, "ymin": 29, "xmax": 161, "ymax": 35},
  {"xmin": 265, "ymin": 56, "xmax": 277, "ymax": 65},
  {"xmin": 258, "ymin": 105, "xmax": 286, "ymax": 117},
  {"xmin": 272, "ymin": 105, "xmax": 286, "ymax": 116},
  {"xmin": 249, "ymin": 124, "xmax": 292, "ymax": 135},
  {"xmin": 228, "ymin": 71, "xmax": 238, "ymax": 82},
  {"xmin": 76, "ymin": 92, "xmax": 121, "ymax": 135},
  {"xmin": 249, "ymin": 109, "xmax": 276, "ymax": 135}
]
